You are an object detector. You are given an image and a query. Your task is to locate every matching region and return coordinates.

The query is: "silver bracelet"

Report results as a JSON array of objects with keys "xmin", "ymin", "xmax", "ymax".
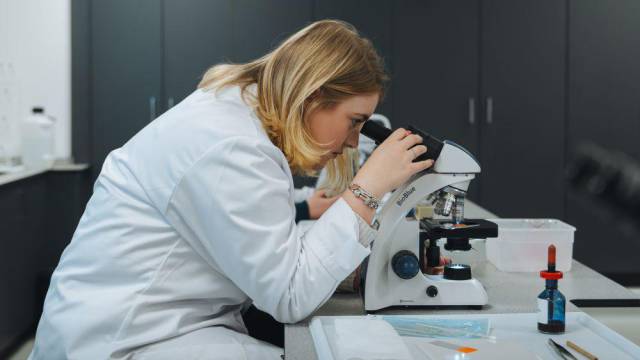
[{"xmin": 349, "ymin": 183, "xmax": 380, "ymax": 210}]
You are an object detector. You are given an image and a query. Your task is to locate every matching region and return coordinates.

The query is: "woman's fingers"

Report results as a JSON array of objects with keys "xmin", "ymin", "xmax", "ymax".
[
  {"xmin": 411, "ymin": 159, "xmax": 435, "ymax": 173},
  {"xmin": 400, "ymin": 134, "xmax": 423, "ymax": 149},
  {"xmin": 389, "ymin": 128, "xmax": 409, "ymax": 141},
  {"xmin": 439, "ymin": 256, "xmax": 452, "ymax": 266},
  {"xmin": 426, "ymin": 257, "xmax": 452, "ymax": 275},
  {"xmin": 409, "ymin": 145, "xmax": 428, "ymax": 159}
]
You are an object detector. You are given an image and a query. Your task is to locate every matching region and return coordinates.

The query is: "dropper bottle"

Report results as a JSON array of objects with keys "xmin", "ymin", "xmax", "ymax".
[{"xmin": 537, "ymin": 244, "xmax": 566, "ymax": 333}]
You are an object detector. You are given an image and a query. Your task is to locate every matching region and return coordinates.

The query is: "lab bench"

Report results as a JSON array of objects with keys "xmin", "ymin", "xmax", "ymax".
[{"xmin": 284, "ymin": 201, "xmax": 640, "ymax": 360}]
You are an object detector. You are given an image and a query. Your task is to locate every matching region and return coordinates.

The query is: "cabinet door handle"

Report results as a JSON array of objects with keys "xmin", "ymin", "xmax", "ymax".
[
  {"xmin": 167, "ymin": 97, "xmax": 175, "ymax": 109},
  {"xmin": 468, "ymin": 97, "xmax": 476, "ymax": 125},
  {"xmin": 149, "ymin": 96, "xmax": 157, "ymax": 122},
  {"xmin": 486, "ymin": 97, "xmax": 493, "ymax": 124}
]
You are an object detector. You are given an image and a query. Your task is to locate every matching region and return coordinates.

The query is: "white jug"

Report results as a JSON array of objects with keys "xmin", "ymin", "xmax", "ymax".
[{"xmin": 21, "ymin": 107, "xmax": 55, "ymax": 170}]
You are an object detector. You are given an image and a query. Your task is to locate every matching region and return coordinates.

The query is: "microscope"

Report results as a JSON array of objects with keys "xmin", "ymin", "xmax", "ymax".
[{"xmin": 359, "ymin": 121, "xmax": 498, "ymax": 312}]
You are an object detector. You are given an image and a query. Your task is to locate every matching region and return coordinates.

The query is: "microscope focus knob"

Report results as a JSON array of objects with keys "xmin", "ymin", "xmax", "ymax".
[{"xmin": 391, "ymin": 250, "xmax": 420, "ymax": 280}]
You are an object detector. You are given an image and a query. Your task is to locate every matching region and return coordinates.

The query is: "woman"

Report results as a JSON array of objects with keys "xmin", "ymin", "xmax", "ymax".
[{"xmin": 29, "ymin": 20, "xmax": 433, "ymax": 359}]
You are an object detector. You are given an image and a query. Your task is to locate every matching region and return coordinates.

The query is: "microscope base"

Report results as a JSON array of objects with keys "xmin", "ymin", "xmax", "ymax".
[{"xmin": 364, "ymin": 275, "xmax": 488, "ymax": 312}]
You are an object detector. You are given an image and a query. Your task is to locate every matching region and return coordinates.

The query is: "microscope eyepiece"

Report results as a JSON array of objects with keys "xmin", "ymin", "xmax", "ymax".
[
  {"xmin": 360, "ymin": 120, "xmax": 392, "ymax": 144},
  {"xmin": 360, "ymin": 120, "xmax": 445, "ymax": 163}
]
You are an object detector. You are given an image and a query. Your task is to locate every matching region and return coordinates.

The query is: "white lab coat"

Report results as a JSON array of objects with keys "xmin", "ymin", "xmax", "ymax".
[{"xmin": 29, "ymin": 85, "xmax": 375, "ymax": 359}]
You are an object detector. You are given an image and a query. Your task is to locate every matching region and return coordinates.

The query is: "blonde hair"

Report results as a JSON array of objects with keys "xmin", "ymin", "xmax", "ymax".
[{"xmin": 198, "ymin": 19, "xmax": 388, "ymax": 194}]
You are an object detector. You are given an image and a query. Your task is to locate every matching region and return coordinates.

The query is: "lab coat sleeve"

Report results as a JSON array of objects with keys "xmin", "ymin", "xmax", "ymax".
[{"xmin": 164, "ymin": 136, "xmax": 370, "ymax": 323}]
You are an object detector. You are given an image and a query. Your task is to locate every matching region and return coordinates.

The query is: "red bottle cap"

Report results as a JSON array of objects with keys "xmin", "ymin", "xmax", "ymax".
[{"xmin": 540, "ymin": 270, "xmax": 563, "ymax": 280}]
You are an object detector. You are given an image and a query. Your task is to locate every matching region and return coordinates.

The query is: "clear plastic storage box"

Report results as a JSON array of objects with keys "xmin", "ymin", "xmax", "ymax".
[{"xmin": 486, "ymin": 219, "xmax": 576, "ymax": 272}]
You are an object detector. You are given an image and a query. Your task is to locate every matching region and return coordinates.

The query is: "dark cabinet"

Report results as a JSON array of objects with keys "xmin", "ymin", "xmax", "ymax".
[
  {"xmin": 393, "ymin": 0, "xmax": 481, "ymax": 199},
  {"xmin": 44, "ymin": 171, "xmax": 92, "ymax": 271},
  {"xmin": 392, "ymin": 0, "xmax": 566, "ymax": 212},
  {"xmin": 315, "ymin": 0, "xmax": 393, "ymax": 68},
  {"xmin": 315, "ymin": 0, "xmax": 394, "ymax": 117},
  {"xmin": 164, "ymin": 0, "xmax": 313, "ymax": 107},
  {"xmin": 566, "ymin": 0, "xmax": 640, "ymax": 282},
  {"xmin": 89, "ymin": 0, "xmax": 314, "ymax": 178},
  {"xmin": 164, "ymin": 0, "xmax": 234, "ymax": 106},
  {"xmin": 0, "ymin": 176, "xmax": 48, "ymax": 355},
  {"xmin": 568, "ymin": 0, "xmax": 640, "ymax": 160},
  {"xmin": 91, "ymin": 0, "xmax": 163, "ymax": 178},
  {"xmin": 479, "ymin": 0, "xmax": 567, "ymax": 218},
  {"xmin": 0, "ymin": 170, "xmax": 91, "ymax": 356},
  {"xmin": 233, "ymin": 0, "xmax": 313, "ymax": 63},
  {"xmin": 0, "ymin": 184, "xmax": 27, "ymax": 353},
  {"xmin": 393, "ymin": 0, "xmax": 480, "ymax": 153}
]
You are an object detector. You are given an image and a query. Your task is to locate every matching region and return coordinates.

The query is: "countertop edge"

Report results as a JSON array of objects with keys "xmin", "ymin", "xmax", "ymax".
[{"xmin": 0, "ymin": 163, "xmax": 89, "ymax": 186}]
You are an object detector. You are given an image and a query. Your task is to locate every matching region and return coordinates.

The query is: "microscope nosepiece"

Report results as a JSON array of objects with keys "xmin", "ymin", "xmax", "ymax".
[{"xmin": 435, "ymin": 192, "xmax": 456, "ymax": 216}]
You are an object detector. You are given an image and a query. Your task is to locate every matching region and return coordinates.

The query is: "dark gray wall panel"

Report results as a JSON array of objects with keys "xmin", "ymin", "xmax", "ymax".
[
  {"xmin": 164, "ymin": 0, "xmax": 234, "ymax": 105},
  {"xmin": 314, "ymin": 0, "xmax": 394, "ymax": 118},
  {"xmin": 568, "ymin": 0, "xmax": 640, "ymax": 160},
  {"xmin": 566, "ymin": 0, "xmax": 640, "ymax": 281},
  {"xmin": 91, "ymin": 0, "xmax": 163, "ymax": 178},
  {"xmin": 393, "ymin": 0, "xmax": 481, "ymax": 199},
  {"xmin": 71, "ymin": 0, "xmax": 92, "ymax": 164},
  {"xmin": 232, "ymin": 0, "xmax": 314, "ymax": 62},
  {"xmin": 314, "ymin": 0, "xmax": 393, "ymax": 67},
  {"xmin": 393, "ymin": 0, "xmax": 480, "ymax": 149},
  {"xmin": 567, "ymin": 191, "xmax": 640, "ymax": 282},
  {"xmin": 480, "ymin": 0, "xmax": 566, "ymax": 218}
]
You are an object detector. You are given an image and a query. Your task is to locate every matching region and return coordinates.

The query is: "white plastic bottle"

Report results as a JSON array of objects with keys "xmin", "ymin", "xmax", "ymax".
[{"xmin": 21, "ymin": 107, "xmax": 56, "ymax": 169}]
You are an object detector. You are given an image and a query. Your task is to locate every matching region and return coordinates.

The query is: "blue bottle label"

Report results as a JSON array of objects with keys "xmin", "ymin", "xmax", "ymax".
[{"xmin": 537, "ymin": 298, "xmax": 549, "ymax": 324}]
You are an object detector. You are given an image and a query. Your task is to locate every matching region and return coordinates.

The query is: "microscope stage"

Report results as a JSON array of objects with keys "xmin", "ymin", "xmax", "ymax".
[{"xmin": 420, "ymin": 219, "xmax": 499, "ymax": 240}]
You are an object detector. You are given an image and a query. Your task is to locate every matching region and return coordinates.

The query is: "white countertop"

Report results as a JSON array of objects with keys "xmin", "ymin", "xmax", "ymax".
[
  {"xmin": 0, "ymin": 161, "xmax": 89, "ymax": 186},
  {"xmin": 285, "ymin": 200, "xmax": 640, "ymax": 359}
]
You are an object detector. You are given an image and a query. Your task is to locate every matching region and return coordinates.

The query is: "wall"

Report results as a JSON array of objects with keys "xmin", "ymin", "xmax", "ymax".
[{"xmin": 0, "ymin": 0, "xmax": 71, "ymax": 160}]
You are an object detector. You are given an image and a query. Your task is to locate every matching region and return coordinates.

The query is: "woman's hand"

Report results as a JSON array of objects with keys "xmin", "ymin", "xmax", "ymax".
[
  {"xmin": 342, "ymin": 128, "xmax": 435, "ymax": 224},
  {"xmin": 352, "ymin": 128, "xmax": 434, "ymax": 198},
  {"xmin": 425, "ymin": 255, "xmax": 452, "ymax": 275},
  {"xmin": 307, "ymin": 189, "xmax": 340, "ymax": 219}
]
